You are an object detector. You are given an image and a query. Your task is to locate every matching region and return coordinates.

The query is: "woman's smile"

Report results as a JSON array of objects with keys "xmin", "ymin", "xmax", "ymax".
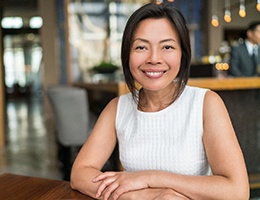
[{"xmin": 142, "ymin": 70, "xmax": 166, "ymax": 79}]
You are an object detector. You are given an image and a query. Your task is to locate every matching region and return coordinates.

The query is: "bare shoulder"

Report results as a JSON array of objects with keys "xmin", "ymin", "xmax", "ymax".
[
  {"xmin": 203, "ymin": 90, "xmax": 227, "ymax": 116},
  {"xmin": 97, "ymin": 97, "xmax": 119, "ymax": 123},
  {"xmin": 203, "ymin": 90, "xmax": 232, "ymax": 135},
  {"xmin": 204, "ymin": 90, "xmax": 224, "ymax": 106},
  {"xmin": 103, "ymin": 97, "xmax": 119, "ymax": 115}
]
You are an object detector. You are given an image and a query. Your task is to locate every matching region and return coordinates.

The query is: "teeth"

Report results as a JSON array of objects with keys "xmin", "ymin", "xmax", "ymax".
[{"xmin": 145, "ymin": 71, "xmax": 163, "ymax": 76}]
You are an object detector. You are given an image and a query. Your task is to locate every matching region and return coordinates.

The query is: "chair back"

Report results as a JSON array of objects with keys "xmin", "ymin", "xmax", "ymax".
[{"xmin": 47, "ymin": 86, "xmax": 90, "ymax": 146}]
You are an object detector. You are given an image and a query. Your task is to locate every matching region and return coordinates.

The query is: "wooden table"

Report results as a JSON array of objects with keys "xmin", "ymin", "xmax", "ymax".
[{"xmin": 0, "ymin": 173, "xmax": 94, "ymax": 199}]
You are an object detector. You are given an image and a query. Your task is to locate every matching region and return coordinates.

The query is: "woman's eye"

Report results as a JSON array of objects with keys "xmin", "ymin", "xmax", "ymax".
[
  {"xmin": 135, "ymin": 46, "xmax": 146, "ymax": 50},
  {"xmin": 164, "ymin": 45, "xmax": 174, "ymax": 50}
]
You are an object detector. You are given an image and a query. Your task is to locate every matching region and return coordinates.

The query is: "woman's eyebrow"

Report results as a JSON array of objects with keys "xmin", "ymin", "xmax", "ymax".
[
  {"xmin": 132, "ymin": 38, "xmax": 149, "ymax": 43},
  {"xmin": 132, "ymin": 38, "xmax": 177, "ymax": 43},
  {"xmin": 160, "ymin": 38, "xmax": 177, "ymax": 43}
]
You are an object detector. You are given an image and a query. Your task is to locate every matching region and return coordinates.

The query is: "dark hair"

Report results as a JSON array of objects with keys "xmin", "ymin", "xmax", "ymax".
[
  {"xmin": 121, "ymin": 3, "xmax": 191, "ymax": 102},
  {"xmin": 247, "ymin": 21, "xmax": 260, "ymax": 32}
]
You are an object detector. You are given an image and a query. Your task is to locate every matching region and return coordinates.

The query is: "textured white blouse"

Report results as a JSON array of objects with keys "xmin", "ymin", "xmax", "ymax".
[{"xmin": 116, "ymin": 86, "xmax": 211, "ymax": 176}]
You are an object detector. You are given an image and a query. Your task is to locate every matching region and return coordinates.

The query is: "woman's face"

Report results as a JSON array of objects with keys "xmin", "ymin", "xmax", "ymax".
[{"xmin": 129, "ymin": 18, "xmax": 182, "ymax": 92}]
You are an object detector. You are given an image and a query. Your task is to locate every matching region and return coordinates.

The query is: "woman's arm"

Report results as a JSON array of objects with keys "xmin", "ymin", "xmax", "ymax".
[
  {"xmin": 93, "ymin": 91, "xmax": 249, "ymax": 200},
  {"xmin": 118, "ymin": 188, "xmax": 190, "ymax": 200},
  {"xmin": 70, "ymin": 97, "xmax": 119, "ymax": 199}
]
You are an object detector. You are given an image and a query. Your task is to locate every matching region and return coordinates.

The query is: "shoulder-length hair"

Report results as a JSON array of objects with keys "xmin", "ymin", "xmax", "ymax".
[{"xmin": 121, "ymin": 3, "xmax": 191, "ymax": 102}]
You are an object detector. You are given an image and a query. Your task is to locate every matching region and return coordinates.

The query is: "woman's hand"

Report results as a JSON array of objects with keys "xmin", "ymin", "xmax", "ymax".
[{"xmin": 92, "ymin": 171, "xmax": 149, "ymax": 200}]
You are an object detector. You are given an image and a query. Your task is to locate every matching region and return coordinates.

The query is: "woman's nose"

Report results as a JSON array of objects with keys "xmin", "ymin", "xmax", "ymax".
[{"xmin": 146, "ymin": 49, "xmax": 163, "ymax": 65}]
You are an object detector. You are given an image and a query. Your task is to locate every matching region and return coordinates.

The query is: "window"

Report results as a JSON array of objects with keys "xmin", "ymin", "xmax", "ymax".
[
  {"xmin": 30, "ymin": 16, "xmax": 43, "ymax": 29},
  {"xmin": 1, "ymin": 17, "xmax": 23, "ymax": 29}
]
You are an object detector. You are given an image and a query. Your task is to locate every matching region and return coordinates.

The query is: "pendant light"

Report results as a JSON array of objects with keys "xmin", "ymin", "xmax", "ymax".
[
  {"xmin": 211, "ymin": 1, "xmax": 219, "ymax": 27},
  {"xmin": 224, "ymin": 0, "xmax": 232, "ymax": 23},
  {"xmin": 239, "ymin": 0, "xmax": 246, "ymax": 18},
  {"xmin": 257, "ymin": 0, "xmax": 260, "ymax": 11}
]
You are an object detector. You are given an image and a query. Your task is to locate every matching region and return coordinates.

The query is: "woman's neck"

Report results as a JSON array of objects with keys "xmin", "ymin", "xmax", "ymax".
[{"xmin": 138, "ymin": 82, "xmax": 179, "ymax": 112}]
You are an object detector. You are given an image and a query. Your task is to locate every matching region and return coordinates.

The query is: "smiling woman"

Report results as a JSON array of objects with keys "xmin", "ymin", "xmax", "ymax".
[{"xmin": 70, "ymin": 3, "xmax": 249, "ymax": 200}]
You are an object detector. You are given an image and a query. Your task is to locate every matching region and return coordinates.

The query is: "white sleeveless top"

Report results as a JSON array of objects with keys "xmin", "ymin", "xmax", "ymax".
[{"xmin": 116, "ymin": 86, "xmax": 211, "ymax": 175}]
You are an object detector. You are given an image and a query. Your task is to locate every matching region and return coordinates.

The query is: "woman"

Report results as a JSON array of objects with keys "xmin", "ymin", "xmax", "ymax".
[{"xmin": 70, "ymin": 3, "xmax": 249, "ymax": 200}]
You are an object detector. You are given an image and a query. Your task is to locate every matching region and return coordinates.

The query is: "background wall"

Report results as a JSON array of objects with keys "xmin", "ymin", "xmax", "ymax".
[{"xmin": 38, "ymin": 0, "xmax": 60, "ymax": 88}]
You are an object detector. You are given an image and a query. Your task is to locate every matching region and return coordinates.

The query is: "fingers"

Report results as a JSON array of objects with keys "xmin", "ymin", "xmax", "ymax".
[
  {"xmin": 93, "ymin": 173, "xmax": 128, "ymax": 200},
  {"xmin": 93, "ymin": 171, "xmax": 118, "ymax": 198},
  {"xmin": 94, "ymin": 175, "xmax": 117, "ymax": 198},
  {"xmin": 95, "ymin": 179, "xmax": 125, "ymax": 200},
  {"xmin": 102, "ymin": 182, "xmax": 120, "ymax": 200},
  {"xmin": 106, "ymin": 184, "xmax": 130, "ymax": 200},
  {"xmin": 93, "ymin": 171, "xmax": 117, "ymax": 182}
]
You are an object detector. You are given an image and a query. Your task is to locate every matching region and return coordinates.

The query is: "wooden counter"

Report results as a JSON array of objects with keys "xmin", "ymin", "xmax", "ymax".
[
  {"xmin": 187, "ymin": 77, "xmax": 260, "ymax": 90},
  {"xmin": 73, "ymin": 77, "xmax": 260, "ymax": 96}
]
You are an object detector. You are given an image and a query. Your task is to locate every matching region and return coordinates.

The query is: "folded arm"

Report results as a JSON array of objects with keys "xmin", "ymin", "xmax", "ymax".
[{"xmin": 92, "ymin": 91, "xmax": 249, "ymax": 200}]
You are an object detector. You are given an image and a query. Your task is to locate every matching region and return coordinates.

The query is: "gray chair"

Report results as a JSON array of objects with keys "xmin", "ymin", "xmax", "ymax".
[{"xmin": 47, "ymin": 86, "xmax": 93, "ymax": 180}]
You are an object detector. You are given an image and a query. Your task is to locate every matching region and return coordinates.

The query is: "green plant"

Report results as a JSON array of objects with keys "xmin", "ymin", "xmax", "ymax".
[{"xmin": 92, "ymin": 61, "xmax": 118, "ymax": 73}]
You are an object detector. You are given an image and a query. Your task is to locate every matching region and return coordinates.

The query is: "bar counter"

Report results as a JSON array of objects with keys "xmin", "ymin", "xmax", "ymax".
[
  {"xmin": 187, "ymin": 77, "xmax": 260, "ymax": 90},
  {"xmin": 73, "ymin": 77, "xmax": 260, "ymax": 96}
]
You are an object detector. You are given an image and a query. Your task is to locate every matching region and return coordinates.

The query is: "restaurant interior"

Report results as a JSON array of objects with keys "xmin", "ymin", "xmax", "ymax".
[{"xmin": 0, "ymin": 0, "xmax": 260, "ymax": 198}]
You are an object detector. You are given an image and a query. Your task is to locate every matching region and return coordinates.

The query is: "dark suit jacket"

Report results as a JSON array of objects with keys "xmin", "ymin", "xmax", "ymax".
[{"xmin": 229, "ymin": 42, "xmax": 260, "ymax": 77}]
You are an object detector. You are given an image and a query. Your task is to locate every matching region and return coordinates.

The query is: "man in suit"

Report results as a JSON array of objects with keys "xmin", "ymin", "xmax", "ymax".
[{"xmin": 229, "ymin": 21, "xmax": 260, "ymax": 77}]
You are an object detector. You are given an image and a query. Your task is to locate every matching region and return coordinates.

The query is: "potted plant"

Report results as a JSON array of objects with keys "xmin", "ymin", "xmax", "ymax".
[{"xmin": 92, "ymin": 61, "xmax": 119, "ymax": 74}]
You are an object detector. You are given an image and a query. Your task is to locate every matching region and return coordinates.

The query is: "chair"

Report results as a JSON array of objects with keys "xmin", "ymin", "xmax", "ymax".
[{"xmin": 47, "ymin": 86, "xmax": 94, "ymax": 180}]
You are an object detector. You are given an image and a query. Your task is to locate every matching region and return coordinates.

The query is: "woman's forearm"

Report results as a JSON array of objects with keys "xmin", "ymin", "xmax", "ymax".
[
  {"xmin": 118, "ymin": 188, "xmax": 189, "ymax": 200},
  {"xmin": 70, "ymin": 166, "xmax": 103, "ymax": 199},
  {"xmin": 146, "ymin": 171, "xmax": 249, "ymax": 200},
  {"xmin": 91, "ymin": 169, "xmax": 248, "ymax": 200}
]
